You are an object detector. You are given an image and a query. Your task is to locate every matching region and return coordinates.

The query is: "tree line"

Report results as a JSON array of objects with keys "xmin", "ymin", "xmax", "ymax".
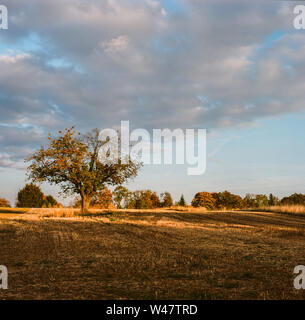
[
  {"xmin": 1, "ymin": 184, "xmax": 177, "ymax": 209},
  {"xmin": 192, "ymin": 191, "xmax": 274, "ymax": 210},
  {"xmin": 111, "ymin": 188, "xmax": 175, "ymax": 209},
  {"xmin": 191, "ymin": 191, "xmax": 305, "ymax": 209},
  {"xmin": 1, "ymin": 185, "xmax": 305, "ymax": 210}
]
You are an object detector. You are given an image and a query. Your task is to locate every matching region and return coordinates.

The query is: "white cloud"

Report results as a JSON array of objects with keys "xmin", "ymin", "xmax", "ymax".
[
  {"xmin": 0, "ymin": 0, "xmax": 304, "ymax": 168},
  {"xmin": 101, "ymin": 35, "xmax": 130, "ymax": 54},
  {"xmin": 0, "ymin": 53, "xmax": 30, "ymax": 64}
]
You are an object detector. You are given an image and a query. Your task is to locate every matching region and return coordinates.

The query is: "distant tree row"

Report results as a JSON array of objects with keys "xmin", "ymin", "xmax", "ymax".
[
  {"xmin": 72, "ymin": 187, "xmax": 188, "ymax": 210},
  {"xmin": 15, "ymin": 183, "xmax": 62, "ymax": 208},
  {"xmin": 112, "ymin": 187, "xmax": 175, "ymax": 209},
  {"xmin": 0, "ymin": 183, "xmax": 181, "ymax": 210},
  {"xmin": 281, "ymin": 193, "xmax": 305, "ymax": 206},
  {"xmin": 1, "ymin": 183, "xmax": 305, "ymax": 211},
  {"xmin": 191, "ymin": 191, "xmax": 282, "ymax": 210}
]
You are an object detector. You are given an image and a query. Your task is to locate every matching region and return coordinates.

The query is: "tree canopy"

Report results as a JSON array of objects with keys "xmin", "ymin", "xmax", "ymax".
[
  {"xmin": 281, "ymin": 193, "xmax": 305, "ymax": 206},
  {"xmin": 16, "ymin": 183, "xmax": 44, "ymax": 208},
  {"xmin": 161, "ymin": 191, "xmax": 174, "ymax": 207},
  {"xmin": 113, "ymin": 186, "xmax": 130, "ymax": 209},
  {"xmin": 178, "ymin": 194, "xmax": 186, "ymax": 207},
  {"xmin": 192, "ymin": 192, "xmax": 216, "ymax": 209},
  {"xmin": 26, "ymin": 127, "xmax": 142, "ymax": 212},
  {"xmin": 0, "ymin": 198, "xmax": 11, "ymax": 208},
  {"xmin": 43, "ymin": 195, "xmax": 61, "ymax": 208}
]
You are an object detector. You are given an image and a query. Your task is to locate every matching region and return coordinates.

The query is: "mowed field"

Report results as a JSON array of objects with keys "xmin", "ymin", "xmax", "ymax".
[{"xmin": 1, "ymin": 208, "xmax": 305, "ymax": 300}]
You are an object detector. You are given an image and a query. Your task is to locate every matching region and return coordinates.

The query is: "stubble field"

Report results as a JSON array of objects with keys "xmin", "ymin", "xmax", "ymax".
[{"xmin": 1, "ymin": 208, "xmax": 305, "ymax": 300}]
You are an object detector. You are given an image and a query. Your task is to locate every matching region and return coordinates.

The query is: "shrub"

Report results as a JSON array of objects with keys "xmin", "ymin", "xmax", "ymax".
[
  {"xmin": 268, "ymin": 193, "xmax": 279, "ymax": 206},
  {"xmin": 16, "ymin": 183, "xmax": 44, "ymax": 208},
  {"xmin": 161, "ymin": 192, "xmax": 174, "ymax": 207},
  {"xmin": 0, "ymin": 198, "xmax": 11, "ymax": 208},
  {"xmin": 91, "ymin": 187, "xmax": 113, "ymax": 209},
  {"xmin": 212, "ymin": 191, "xmax": 243, "ymax": 209},
  {"xmin": 43, "ymin": 195, "xmax": 62, "ymax": 208},
  {"xmin": 243, "ymin": 193, "xmax": 256, "ymax": 208},
  {"xmin": 178, "ymin": 194, "xmax": 186, "ymax": 207},
  {"xmin": 133, "ymin": 190, "xmax": 154, "ymax": 209},
  {"xmin": 243, "ymin": 193, "xmax": 273, "ymax": 208},
  {"xmin": 151, "ymin": 192, "xmax": 161, "ymax": 208},
  {"xmin": 192, "ymin": 192, "xmax": 216, "ymax": 209},
  {"xmin": 124, "ymin": 190, "xmax": 162, "ymax": 209},
  {"xmin": 255, "ymin": 194, "xmax": 269, "ymax": 208},
  {"xmin": 281, "ymin": 193, "xmax": 305, "ymax": 206},
  {"xmin": 113, "ymin": 186, "xmax": 129, "ymax": 209}
]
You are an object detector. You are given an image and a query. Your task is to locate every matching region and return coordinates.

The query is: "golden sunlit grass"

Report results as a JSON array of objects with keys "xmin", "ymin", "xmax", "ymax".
[
  {"xmin": 27, "ymin": 206, "xmax": 208, "ymax": 219},
  {"xmin": 1, "ymin": 208, "xmax": 305, "ymax": 299},
  {"xmin": 265, "ymin": 205, "xmax": 305, "ymax": 216},
  {"xmin": 29, "ymin": 208, "xmax": 77, "ymax": 218}
]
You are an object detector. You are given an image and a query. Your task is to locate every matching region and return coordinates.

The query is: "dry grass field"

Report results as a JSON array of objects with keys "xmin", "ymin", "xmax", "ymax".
[
  {"xmin": 260, "ymin": 205, "xmax": 305, "ymax": 216},
  {"xmin": 1, "ymin": 207, "xmax": 305, "ymax": 300}
]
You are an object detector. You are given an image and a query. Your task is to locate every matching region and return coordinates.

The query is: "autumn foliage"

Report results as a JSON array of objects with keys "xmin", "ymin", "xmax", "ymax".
[
  {"xmin": 212, "ymin": 191, "xmax": 243, "ymax": 209},
  {"xmin": 191, "ymin": 192, "xmax": 216, "ymax": 209},
  {"xmin": 111, "ymin": 188, "xmax": 173, "ymax": 209},
  {"xmin": 16, "ymin": 183, "xmax": 62, "ymax": 208},
  {"xmin": 127, "ymin": 190, "xmax": 160, "ymax": 209},
  {"xmin": 43, "ymin": 195, "xmax": 62, "ymax": 208},
  {"xmin": 191, "ymin": 190, "xmax": 291, "ymax": 210},
  {"xmin": 0, "ymin": 197, "xmax": 10, "ymax": 208},
  {"xmin": 26, "ymin": 127, "xmax": 142, "ymax": 213},
  {"xmin": 91, "ymin": 187, "xmax": 113, "ymax": 209},
  {"xmin": 281, "ymin": 193, "xmax": 305, "ymax": 206},
  {"xmin": 16, "ymin": 183, "xmax": 44, "ymax": 208},
  {"xmin": 191, "ymin": 190, "xmax": 244, "ymax": 210}
]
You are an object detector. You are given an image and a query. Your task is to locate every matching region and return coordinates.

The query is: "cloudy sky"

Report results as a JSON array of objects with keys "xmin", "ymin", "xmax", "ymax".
[{"xmin": 1, "ymin": 0, "xmax": 305, "ymax": 205}]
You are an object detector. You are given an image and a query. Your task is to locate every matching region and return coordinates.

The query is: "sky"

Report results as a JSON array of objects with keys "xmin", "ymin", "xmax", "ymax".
[{"xmin": 0, "ymin": 0, "xmax": 305, "ymax": 205}]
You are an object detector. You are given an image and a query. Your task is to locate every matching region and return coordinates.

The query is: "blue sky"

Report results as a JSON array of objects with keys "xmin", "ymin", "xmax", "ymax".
[{"xmin": 0, "ymin": 0, "xmax": 305, "ymax": 205}]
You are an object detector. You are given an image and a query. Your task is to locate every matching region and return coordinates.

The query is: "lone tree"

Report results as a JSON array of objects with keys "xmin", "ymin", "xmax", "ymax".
[
  {"xmin": 26, "ymin": 127, "xmax": 142, "ymax": 213},
  {"xmin": 16, "ymin": 183, "xmax": 44, "ymax": 208}
]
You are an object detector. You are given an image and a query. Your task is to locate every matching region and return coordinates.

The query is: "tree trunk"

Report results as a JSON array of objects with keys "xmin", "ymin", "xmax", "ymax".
[{"xmin": 81, "ymin": 194, "xmax": 91, "ymax": 214}]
